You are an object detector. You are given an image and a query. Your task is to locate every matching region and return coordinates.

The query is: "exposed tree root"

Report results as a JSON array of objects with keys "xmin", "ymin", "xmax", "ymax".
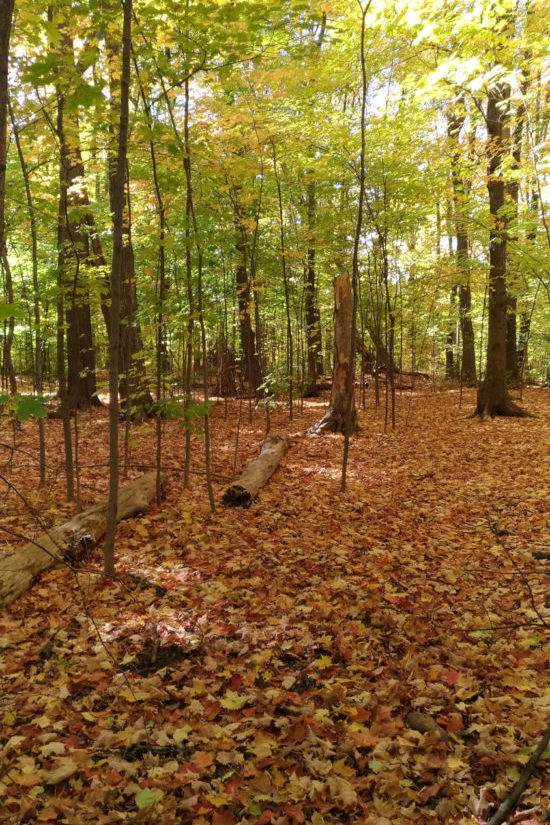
[
  {"xmin": 474, "ymin": 399, "xmax": 533, "ymax": 419},
  {"xmin": 306, "ymin": 407, "xmax": 358, "ymax": 436}
]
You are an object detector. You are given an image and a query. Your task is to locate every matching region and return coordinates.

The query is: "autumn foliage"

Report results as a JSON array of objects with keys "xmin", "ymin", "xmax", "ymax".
[{"xmin": 1, "ymin": 388, "xmax": 549, "ymax": 824}]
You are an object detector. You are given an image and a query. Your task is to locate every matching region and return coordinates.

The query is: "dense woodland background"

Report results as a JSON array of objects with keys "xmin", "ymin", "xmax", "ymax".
[
  {"xmin": 0, "ymin": 0, "xmax": 549, "ymax": 424},
  {"xmin": 0, "ymin": 1, "xmax": 550, "ymax": 824}
]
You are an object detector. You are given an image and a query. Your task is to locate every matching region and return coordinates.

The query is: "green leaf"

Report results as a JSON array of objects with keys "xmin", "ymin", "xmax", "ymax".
[
  {"xmin": 66, "ymin": 84, "xmax": 105, "ymax": 110},
  {"xmin": 368, "ymin": 758, "xmax": 385, "ymax": 774},
  {"xmin": 135, "ymin": 788, "xmax": 161, "ymax": 809},
  {"xmin": 249, "ymin": 802, "xmax": 262, "ymax": 816},
  {"xmin": 0, "ymin": 303, "xmax": 25, "ymax": 321},
  {"xmin": 22, "ymin": 54, "xmax": 59, "ymax": 85},
  {"xmin": 14, "ymin": 395, "xmax": 48, "ymax": 421}
]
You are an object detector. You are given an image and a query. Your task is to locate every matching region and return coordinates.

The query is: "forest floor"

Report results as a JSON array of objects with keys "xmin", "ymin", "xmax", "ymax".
[{"xmin": 0, "ymin": 386, "xmax": 549, "ymax": 825}]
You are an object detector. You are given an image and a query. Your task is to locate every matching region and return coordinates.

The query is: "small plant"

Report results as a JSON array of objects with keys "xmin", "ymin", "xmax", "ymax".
[
  {"xmin": 151, "ymin": 395, "xmax": 214, "ymax": 435},
  {"xmin": 0, "ymin": 393, "xmax": 49, "ymax": 423},
  {"xmin": 256, "ymin": 370, "xmax": 290, "ymax": 435}
]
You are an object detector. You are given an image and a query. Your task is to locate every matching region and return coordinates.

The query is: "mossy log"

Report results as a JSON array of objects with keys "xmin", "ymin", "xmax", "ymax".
[
  {"xmin": 222, "ymin": 433, "xmax": 289, "ymax": 507},
  {"xmin": 0, "ymin": 471, "xmax": 167, "ymax": 608}
]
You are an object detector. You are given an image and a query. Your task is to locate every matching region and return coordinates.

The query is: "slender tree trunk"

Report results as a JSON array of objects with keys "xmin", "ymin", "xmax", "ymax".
[
  {"xmin": 107, "ymin": 25, "xmax": 152, "ymax": 420},
  {"xmin": 475, "ymin": 83, "xmax": 527, "ymax": 418},
  {"xmin": 181, "ymin": 76, "xmax": 215, "ymax": 514},
  {"xmin": 272, "ymin": 141, "xmax": 293, "ymax": 421},
  {"xmin": 0, "ymin": 0, "xmax": 15, "ymax": 394},
  {"xmin": 303, "ymin": 172, "xmax": 322, "ymax": 395},
  {"xmin": 448, "ymin": 103, "xmax": 477, "ymax": 386},
  {"xmin": 232, "ymin": 192, "xmax": 262, "ymax": 392},
  {"xmin": 134, "ymin": 56, "xmax": 166, "ymax": 505},
  {"xmin": 505, "ymin": 75, "xmax": 530, "ymax": 387},
  {"xmin": 105, "ymin": 0, "xmax": 132, "ymax": 577},
  {"xmin": 9, "ymin": 100, "xmax": 46, "ymax": 485},
  {"xmin": 183, "ymin": 78, "xmax": 194, "ymax": 488}
]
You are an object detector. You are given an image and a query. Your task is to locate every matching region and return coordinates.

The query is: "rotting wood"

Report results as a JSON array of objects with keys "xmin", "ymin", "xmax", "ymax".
[
  {"xmin": 222, "ymin": 432, "xmax": 289, "ymax": 508},
  {"xmin": 307, "ymin": 273, "xmax": 357, "ymax": 435},
  {"xmin": 0, "ymin": 471, "xmax": 168, "ymax": 608}
]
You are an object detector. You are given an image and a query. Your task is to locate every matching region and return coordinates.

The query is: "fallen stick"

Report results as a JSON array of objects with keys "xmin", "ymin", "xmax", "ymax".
[
  {"xmin": 0, "ymin": 471, "xmax": 168, "ymax": 608},
  {"xmin": 222, "ymin": 433, "xmax": 289, "ymax": 507},
  {"xmin": 487, "ymin": 723, "xmax": 550, "ymax": 825}
]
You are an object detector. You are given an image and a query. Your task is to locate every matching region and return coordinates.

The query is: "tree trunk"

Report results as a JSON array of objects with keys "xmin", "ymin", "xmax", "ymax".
[
  {"xmin": 475, "ymin": 84, "xmax": 527, "ymax": 418},
  {"xmin": 517, "ymin": 311, "xmax": 530, "ymax": 376},
  {"xmin": 107, "ymin": 27, "xmax": 152, "ymax": 420},
  {"xmin": 303, "ymin": 174, "xmax": 322, "ymax": 395},
  {"xmin": 459, "ymin": 283, "xmax": 476, "ymax": 386},
  {"xmin": 0, "ymin": 471, "xmax": 167, "ymax": 608},
  {"xmin": 0, "ymin": 0, "xmax": 15, "ymax": 394},
  {"xmin": 233, "ymin": 199, "xmax": 262, "ymax": 392},
  {"xmin": 54, "ymin": 25, "xmax": 98, "ymax": 411},
  {"xmin": 308, "ymin": 273, "xmax": 357, "ymax": 435},
  {"xmin": 104, "ymin": 0, "xmax": 133, "ymax": 576},
  {"xmin": 222, "ymin": 432, "xmax": 289, "ymax": 507},
  {"xmin": 216, "ymin": 346, "xmax": 237, "ymax": 397},
  {"xmin": 445, "ymin": 286, "xmax": 457, "ymax": 380},
  {"xmin": 448, "ymin": 102, "xmax": 477, "ymax": 386},
  {"xmin": 506, "ymin": 297, "xmax": 519, "ymax": 385}
]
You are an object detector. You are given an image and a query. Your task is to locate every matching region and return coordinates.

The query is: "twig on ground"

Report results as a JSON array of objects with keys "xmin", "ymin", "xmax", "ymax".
[{"xmin": 487, "ymin": 723, "xmax": 550, "ymax": 825}]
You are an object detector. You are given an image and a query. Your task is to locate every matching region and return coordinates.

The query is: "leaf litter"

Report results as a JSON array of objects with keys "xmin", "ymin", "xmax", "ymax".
[{"xmin": 0, "ymin": 388, "xmax": 549, "ymax": 824}]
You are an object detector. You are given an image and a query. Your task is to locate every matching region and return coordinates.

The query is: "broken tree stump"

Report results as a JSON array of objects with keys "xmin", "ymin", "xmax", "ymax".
[
  {"xmin": 0, "ymin": 471, "xmax": 168, "ymax": 608},
  {"xmin": 222, "ymin": 432, "xmax": 289, "ymax": 507},
  {"xmin": 307, "ymin": 273, "xmax": 357, "ymax": 435}
]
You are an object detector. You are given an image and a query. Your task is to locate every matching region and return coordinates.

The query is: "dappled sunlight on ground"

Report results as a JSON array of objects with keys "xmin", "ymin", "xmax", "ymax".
[{"xmin": 1, "ymin": 386, "xmax": 549, "ymax": 823}]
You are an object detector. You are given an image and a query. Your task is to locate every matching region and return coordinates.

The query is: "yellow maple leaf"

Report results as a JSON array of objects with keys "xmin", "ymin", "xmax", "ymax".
[{"xmin": 220, "ymin": 690, "xmax": 248, "ymax": 710}]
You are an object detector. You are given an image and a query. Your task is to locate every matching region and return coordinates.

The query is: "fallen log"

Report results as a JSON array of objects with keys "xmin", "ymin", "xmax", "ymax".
[
  {"xmin": 0, "ymin": 471, "xmax": 168, "ymax": 608},
  {"xmin": 222, "ymin": 433, "xmax": 289, "ymax": 507}
]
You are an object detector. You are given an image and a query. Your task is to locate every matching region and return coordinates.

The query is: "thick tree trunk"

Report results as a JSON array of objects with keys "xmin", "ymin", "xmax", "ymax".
[
  {"xmin": 222, "ymin": 433, "xmax": 289, "ymax": 507},
  {"xmin": 0, "ymin": 471, "xmax": 167, "ymax": 608},
  {"xmin": 308, "ymin": 273, "xmax": 357, "ymax": 435},
  {"xmin": 216, "ymin": 346, "xmax": 237, "ymax": 397},
  {"xmin": 475, "ymin": 84, "xmax": 527, "ymax": 418},
  {"xmin": 55, "ymin": 26, "xmax": 98, "ymax": 411}
]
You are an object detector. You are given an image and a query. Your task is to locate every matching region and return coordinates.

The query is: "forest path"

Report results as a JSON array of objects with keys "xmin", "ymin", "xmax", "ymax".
[{"xmin": 1, "ymin": 388, "xmax": 549, "ymax": 824}]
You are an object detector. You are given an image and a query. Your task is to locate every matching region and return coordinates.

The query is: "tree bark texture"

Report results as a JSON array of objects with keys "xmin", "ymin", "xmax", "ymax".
[
  {"xmin": 448, "ymin": 104, "xmax": 477, "ymax": 386},
  {"xmin": 232, "ymin": 190, "xmax": 262, "ymax": 392},
  {"xmin": 56, "ymin": 76, "xmax": 98, "ymax": 410},
  {"xmin": 222, "ymin": 432, "xmax": 289, "ymax": 507},
  {"xmin": 216, "ymin": 346, "xmax": 237, "ymax": 397},
  {"xmin": 0, "ymin": 0, "xmax": 15, "ymax": 394},
  {"xmin": 304, "ymin": 174, "xmax": 323, "ymax": 395},
  {"xmin": 0, "ymin": 471, "xmax": 167, "ymax": 608},
  {"xmin": 107, "ymin": 28, "xmax": 152, "ymax": 419},
  {"xmin": 308, "ymin": 273, "xmax": 357, "ymax": 435},
  {"xmin": 475, "ymin": 84, "xmax": 527, "ymax": 418}
]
